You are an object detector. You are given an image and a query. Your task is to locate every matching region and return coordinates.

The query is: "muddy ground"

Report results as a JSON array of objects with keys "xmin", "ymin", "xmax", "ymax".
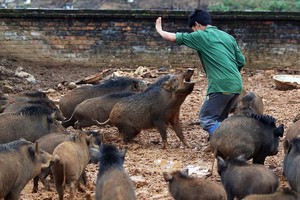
[{"xmin": 0, "ymin": 56, "xmax": 299, "ymax": 200}]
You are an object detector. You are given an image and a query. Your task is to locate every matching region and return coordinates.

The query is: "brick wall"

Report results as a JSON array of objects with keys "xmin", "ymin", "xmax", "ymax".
[{"xmin": 0, "ymin": 10, "xmax": 299, "ymax": 69}]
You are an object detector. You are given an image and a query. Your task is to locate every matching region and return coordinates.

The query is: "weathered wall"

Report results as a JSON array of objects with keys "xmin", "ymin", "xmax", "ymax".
[{"xmin": 0, "ymin": 10, "xmax": 299, "ymax": 69}]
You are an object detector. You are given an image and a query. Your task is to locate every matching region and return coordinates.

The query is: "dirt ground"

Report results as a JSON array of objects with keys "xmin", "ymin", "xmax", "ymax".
[{"xmin": 0, "ymin": 56, "xmax": 299, "ymax": 200}]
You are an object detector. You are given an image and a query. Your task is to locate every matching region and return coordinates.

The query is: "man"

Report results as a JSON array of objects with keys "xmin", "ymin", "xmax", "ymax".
[{"xmin": 155, "ymin": 9, "xmax": 245, "ymax": 139}]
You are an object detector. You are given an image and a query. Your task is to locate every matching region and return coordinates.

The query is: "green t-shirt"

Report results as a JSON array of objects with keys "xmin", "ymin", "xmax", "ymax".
[{"xmin": 176, "ymin": 26, "xmax": 245, "ymax": 95}]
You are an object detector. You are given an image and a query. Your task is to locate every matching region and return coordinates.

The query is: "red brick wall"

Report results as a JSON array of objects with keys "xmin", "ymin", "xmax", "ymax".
[{"xmin": 0, "ymin": 10, "xmax": 299, "ymax": 69}]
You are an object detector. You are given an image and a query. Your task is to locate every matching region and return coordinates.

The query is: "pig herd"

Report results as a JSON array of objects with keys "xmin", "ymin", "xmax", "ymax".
[{"xmin": 0, "ymin": 68, "xmax": 299, "ymax": 200}]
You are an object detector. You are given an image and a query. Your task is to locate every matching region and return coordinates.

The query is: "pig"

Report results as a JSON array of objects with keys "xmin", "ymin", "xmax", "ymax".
[
  {"xmin": 92, "ymin": 144, "xmax": 136, "ymax": 200},
  {"xmin": 96, "ymin": 69, "xmax": 195, "ymax": 149},
  {"xmin": 62, "ymin": 92, "xmax": 135, "ymax": 128},
  {"xmin": 283, "ymin": 137, "xmax": 300, "ymax": 193},
  {"xmin": 0, "ymin": 104, "xmax": 65, "ymax": 144},
  {"xmin": 33, "ymin": 130, "xmax": 102, "ymax": 193},
  {"xmin": 217, "ymin": 156, "xmax": 279, "ymax": 200},
  {"xmin": 1, "ymin": 91, "xmax": 61, "ymax": 116},
  {"xmin": 51, "ymin": 131, "xmax": 93, "ymax": 200},
  {"xmin": 242, "ymin": 187, "xmax": 299, "ymax": 200},
  {"xmin": 283, "ymin": 119, "xmax": 300, "ymax": 153},
  {"xmin": 210, "ymin": 114, "xmax": 284, "ymax": 164},
  {"xmin": 234, "ymin": 91, "xmax": 264, "ymax": 115},
  {"xmin": 163, "ymin": 169, "xmax": 226, "ymax": 200},
  {"xmin": 32, "ymin": 131, "xmax": 70, "ymax": 193},
  {"xmin": 59, "ymin": 76, "xmax": 146, "ymax": 119},
  {"xmin": 3, "ymin": 99, "xmax": 65, "ymax": 121},
  {"xmin": 0, "ymin": 138, "xmax": 56, "ymax": 200},
  {"xmin": 229, "ymin": 88, "xmax": 247, "ymax": 113}
]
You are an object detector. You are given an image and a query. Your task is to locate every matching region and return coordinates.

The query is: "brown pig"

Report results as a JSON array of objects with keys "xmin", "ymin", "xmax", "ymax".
[
  {"xmin": 33, "ymin": 130, "xmax": 102, "ymax": 193},
  {"xmin": 1, "ymin": 91, "xmax": 64, "ymax": 120},
  {"xmin": 59, "ymin": 76, "xmax": 146, "ymax": 119},
  {"xmin": 51, "ymin": 131, "xmax": 92, "ymax": 200},
  {"xmin": 62, "ymin": 92, "xmax": 135, "ymax": 129},
  {"xmin": 234, "ymin": 91, "xmax": 264, "ymax": 115},
  {"xmin": 96, "ymin": 69, "xmax": 195, "ymax": 149},
  {"xmin": 0, "ymin": 104, "xmax": 65, "ymax": 144},
  {"xmin": 283, "ymin": 137, "xmax": 300, "ymax": 193},
  {"xmin": 0, "ymin": 138, "xmax": 56, "ymax": 200},
  {"xmin": 163, "ymin": 169, "xmax": 226, "ymax": 200},
  {"xmin": 32, "ymin": 131, "xmax": 70, "ymax": 193},
  {"xmin": 283, "ymin": 119, "xmax": 300, "ymax": 153}
]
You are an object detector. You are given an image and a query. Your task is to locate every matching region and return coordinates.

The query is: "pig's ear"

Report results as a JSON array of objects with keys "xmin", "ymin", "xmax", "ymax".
[
  {"xmin": 35, "ymin": 142, "xmax": 39, "ymax": 153},
  {"xmin": 283, "ymin": 140, "xmax": 290, "ymax": 154},
  {"xmin": 70, "ymin": 133, "xmax": 78, "ymax": 142},
  {"xmin": 131, "ymin": 80, "xmax": 139, "ymax": 91},
  {"xmin": 47, "ymin": 112, "xmax": 56, "ymax": 123},
  {"xmin": 236, "ymin": 155, "xmax": 246, "ymax": 162},
  {"xmin": 286, "ymin": 141, "xmax": 292, "ymax": 154},
  {"xmin": 28, "ymin": 145, "xmax": 36, "ymax": 157},
  {"xmin": 120, "ymin": 148, "xmax": 127, "ymax": 159},
  {"xmin": 162, "ymin": 81, "xmax": 172, "ymax": 91},
  {"xmin": 163, "ymin": 172, "xmax": 173, "ymax": 182},
  {"xmin": 217, "ymin": 156, "xmax": 227, "ymax": 168},
  {"xmin": 89, "ymin": 147, "xmax": 100, "ymax": 164},
  {"xmin": 180, "ymin": 169, "xmax": 189, "ymax": 178},
  {"xmin": 274, "ymin": 124, "xmax": 284, "ymax": 137},
  {"xmin": 85, "ymin": 133, "xmax": 92, "ymax": 145}
]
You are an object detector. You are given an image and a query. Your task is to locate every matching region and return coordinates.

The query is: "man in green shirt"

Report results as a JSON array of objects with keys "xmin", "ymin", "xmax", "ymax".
[{"xmin": 155, "ymin": 9, "xmax": 245, "ymax": 140}]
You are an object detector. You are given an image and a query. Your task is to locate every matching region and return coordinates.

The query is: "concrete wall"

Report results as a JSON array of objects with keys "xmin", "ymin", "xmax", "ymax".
[{"xmin": 0, "ymin": 10, "xmax": 299, "ymax": 69}]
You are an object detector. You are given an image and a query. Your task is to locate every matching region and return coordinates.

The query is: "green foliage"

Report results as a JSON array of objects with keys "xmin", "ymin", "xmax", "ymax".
[{"xmin": 208, "ymin": 0, "xmax": 300, "ymax": 11}]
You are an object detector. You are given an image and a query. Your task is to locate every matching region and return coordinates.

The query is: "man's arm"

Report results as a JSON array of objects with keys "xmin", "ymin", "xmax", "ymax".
[{"xmin": 156, "ymin": 17, "xmax": 176, "ymax": 43}]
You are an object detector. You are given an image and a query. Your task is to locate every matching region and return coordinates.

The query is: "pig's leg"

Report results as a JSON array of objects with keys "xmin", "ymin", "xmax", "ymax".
[
  {"xmin": 118, "ymin": 126, "xmax": 140, "ymax": 143},
  {"xmin": 5, "ymin": 191, "xmax": 21, "ymax": 200},
  {"xmin": 226, "ymin": 192, "xmax": 235, "ymax": 200},
  {"xmin": 32, "ymin": 176, "xmax": 39, "ymax": 193},
  {"xmin": 54, "ymin": 180, "xmax": 64, "ymax": 200},
  {"xmin": 57, "ymin": 185, "xmax": 64, "ymax": 200},
  {"xmin": 170, "ymin": 115, "xmax": 191, "ymax": 148},
  {"xmin": 80, "ymin": 171, "xmax": 87, "ymax": 186},
  {"xmin": 252, "ymin": 155, "xmax": 266, "ymax": 165},
  {"xmin": 40, "ymin": 168, "xmax": 51, "ymax": 191},
  {"xmin": 69, "ymin": 182, "xmax": 76, "ymax": 199},
  {"xmin": 154, "ymin": 120, "xmax": 168, "ymax": 149}
]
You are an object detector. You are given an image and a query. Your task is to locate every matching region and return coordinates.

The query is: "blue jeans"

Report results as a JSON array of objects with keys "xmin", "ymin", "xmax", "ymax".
[{"xmin": 199, "ymin": 92, "xmax": 239, "ymax": 138}]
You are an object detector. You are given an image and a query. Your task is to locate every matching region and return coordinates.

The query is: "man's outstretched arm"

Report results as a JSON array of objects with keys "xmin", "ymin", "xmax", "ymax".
[{"xmin": 155, "ymin": 17, "xmax": 176, "ymax": 43}]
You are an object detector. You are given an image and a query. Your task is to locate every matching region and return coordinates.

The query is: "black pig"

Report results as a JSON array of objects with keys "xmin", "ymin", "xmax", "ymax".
[
  {"xmin": 163, "ymin": 169, "xmax": 226, "ymax": 200},
  {"xmin": 96, "ymin": 69, "xmax": 195, "ymax": 149},
  {"xmin": 243, "ymin": 187, "xmax": 299, "ymax": 200},
  {"xmin": 210, "ymin": 114, "xmax": 284, "ymax": 164},
  {"xmin": 93, "ymin": 144, "xmax": 136, "ymax": 200},
  {"xmin": 217, "ymin": 156, "xmax": 278, "ymax": 200}
]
